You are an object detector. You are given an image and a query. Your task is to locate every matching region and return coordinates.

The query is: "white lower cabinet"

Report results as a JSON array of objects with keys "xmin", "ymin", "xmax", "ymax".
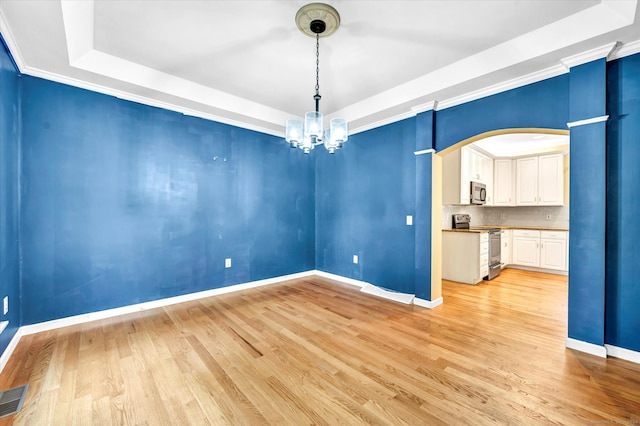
[
  {"xmin": 511, "ymin": 229, "xmax": 568, "ymax": 271},
  {"xmin": 442, "ymin": 231, "xmax": 489, "ymax": 285},
  {"xmin": 500, "ymin": 229, "xmax": 511, "ymax": 268},
  {"xmin": 512, "ymin": 230, "xmax": 540, "ymax": 267},
  {"xmin": 540, "ymin": 231, "xmax": 567, "ymax": 271}
]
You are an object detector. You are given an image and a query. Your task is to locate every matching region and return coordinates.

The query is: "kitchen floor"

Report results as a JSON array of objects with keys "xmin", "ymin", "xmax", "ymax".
[{"xmin": 443, "ymin": 267, "xmax": 568, "ymax": 321}]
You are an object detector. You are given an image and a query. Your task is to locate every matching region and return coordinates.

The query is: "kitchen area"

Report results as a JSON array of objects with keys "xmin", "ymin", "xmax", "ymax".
[{"xmin": 441, "ymin": 133, "xmax": 569, "ymax": 285}]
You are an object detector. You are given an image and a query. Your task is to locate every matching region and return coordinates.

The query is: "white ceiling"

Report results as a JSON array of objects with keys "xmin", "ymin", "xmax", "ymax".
[
  {"xmin": 0, "ymin": 1, "xmax": 639, "ymax": 137},
  {"xmin": 473, "ymin": 133, "xmax": 569, "ymax": 157}
]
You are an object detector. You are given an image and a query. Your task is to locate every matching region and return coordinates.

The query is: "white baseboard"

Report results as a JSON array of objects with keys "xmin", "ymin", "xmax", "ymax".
[
  {"xmin": 0, "ymin": 321, "xmax": 7, "ymax": 335},
  {"xmin": 20, "ymin": 270, "xmax": 316, "ymax": 336},
  {"xmin": 566, "ymin": 337, "xmax": 607, "ymax": 358},
  {"xmin": 312, "ymin": 270, "xmax": 367, "ymax": 288},
  {"xmin": 0, "ymin": 327, "xmax": 23, "ymax": 374},
  {"xmin": 1, "ymin": 269, "xmax": 428, "ymax": 374},
  {"xmin": 505, "ymin": 265, "xmax": 568, "ymax": 276},
  {"xmin": 605, "ymin": 344, "xmax": 640, "ymax": 364},
  {"xmin": 414, "ymin": 297, "xmax": 443, "ymax": 309},
  {"xmin": 360, "ymin": 284, "xmax": 414, "ymax": 305}
]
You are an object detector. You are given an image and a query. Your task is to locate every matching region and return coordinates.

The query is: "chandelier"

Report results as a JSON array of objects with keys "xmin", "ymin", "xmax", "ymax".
[{"xmin": 285, "ymin": 3, "xmax": 348, "ymax": 154}]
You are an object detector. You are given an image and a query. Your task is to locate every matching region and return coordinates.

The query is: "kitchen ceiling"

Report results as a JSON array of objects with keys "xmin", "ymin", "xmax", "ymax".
[
  {"xmin": 473, "ymin": 133, "xmax": 569, "ymax": 158},
  {"xmin": 0, "ymin": 1, "xmax": 638, "ymax": 137}
]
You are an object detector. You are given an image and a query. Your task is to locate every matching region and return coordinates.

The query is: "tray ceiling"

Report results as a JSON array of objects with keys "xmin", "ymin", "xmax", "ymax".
[{"xmin": 0, "ymin": 1, "xmax": 639, "ymax": 136}]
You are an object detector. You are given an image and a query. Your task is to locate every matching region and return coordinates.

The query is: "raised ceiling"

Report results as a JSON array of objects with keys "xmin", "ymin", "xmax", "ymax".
[{"xmin": 0, "ymin": 1, "xmax": 639, "ymax": 136}]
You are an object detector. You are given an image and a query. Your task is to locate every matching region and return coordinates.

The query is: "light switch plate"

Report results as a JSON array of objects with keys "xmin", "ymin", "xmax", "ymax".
[
  {"xmin": 225, "ymin": 258, "xmax": 232, "ymax": 268},
  {"xmin": 3, "ymin": 296, "xmax": 7, "ymax": 315},
  {"xmin": 406, "ymin": 215, "xmax": 413, "ymax": 226},
  {"xmin": 353, "ymin": 255, "xmax": 359, "ymax": 264}
]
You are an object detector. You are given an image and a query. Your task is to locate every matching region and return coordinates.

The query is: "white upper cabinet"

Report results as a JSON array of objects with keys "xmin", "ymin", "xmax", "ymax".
[
  {"xmin": 515, "ymin": 153, "xmax": 564, "ymax": 206},
  {"xmin": 538, "ymin": 154, "xmax": 564, "ymax": 205},
  {"xmin": 515, "ymin": 156, "xmax": 539, "ymax": 205},
  {"xmin": 443, "ymin": 146, "xmax": 494, "ymax": 205},
  {"xmin": 465, "ymin": 147, "xmax": 494, "ymax": 205},
  {"xmin": 493, "ymin": 159, "xmax": 514, "ymax": 206},
  {"xmin": 443, "ymin": 144, "xmax": 564, "ymax": 207},
  {"xmin": 459, "ymin": 147, "xmax": 471, "ymax": 204},
  {"xmin": 479, "ymin": 152, "xmax": 494, "ymax": 206}
]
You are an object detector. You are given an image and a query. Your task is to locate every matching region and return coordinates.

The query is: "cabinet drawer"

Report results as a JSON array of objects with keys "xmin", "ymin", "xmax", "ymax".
[
  {"xmin": 479, "ymin": 233, "xmax": 489, "ymax": 243},
  {"xmin": 541, "ymin": 231, "xmax": 567, "ymax": 240},
  {"xmin": 513, "ymin": 229, "xmax": 541, "ymax": 238},
  {"xmin": 479, "ymin": 242, "xmax": 489, "ymax": 255},
  {"xmin": 480, "ymin": 266, "xmax": 489, "ymax": 278},
  {"xmin": 480, "ymin": 253, "xmax": 489, "ymax": 266}
]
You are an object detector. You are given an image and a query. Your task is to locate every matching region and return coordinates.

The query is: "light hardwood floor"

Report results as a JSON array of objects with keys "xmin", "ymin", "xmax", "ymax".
[{"xmin": 1, "ymin": 269, "xmax": 639, "ymax": 425}]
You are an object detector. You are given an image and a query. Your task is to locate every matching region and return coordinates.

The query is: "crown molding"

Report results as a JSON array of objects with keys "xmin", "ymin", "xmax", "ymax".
[
  {"xmin": 410, "ymin": 101, "xmax": 438, "ymax": 114},
  {"xmin": 609, "ymin": 39, "xmax": 640, "ymax": 61},
  {"xmin": 21, "ymin": 64, "xmax": 284, "ymax": 137},
  {"xmin": 0, "ymin": 7, "xmax": 25, "ymax": 72},
  {"xmin": 561, "ymin": 42, "xmax": 619, "ymax": 69},
  {"xmin": 348, "ymin": 109, "xmax": 418, "ymax": 136},
  {"xmin": 436, "ymin": 64, "xmax": 568, "ymax": 111}
]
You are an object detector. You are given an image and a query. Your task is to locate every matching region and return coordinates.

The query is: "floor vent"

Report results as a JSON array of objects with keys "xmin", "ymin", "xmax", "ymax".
[{"xmin": 0, "ymin": 384, "xmax": 29, "ymax": 419}]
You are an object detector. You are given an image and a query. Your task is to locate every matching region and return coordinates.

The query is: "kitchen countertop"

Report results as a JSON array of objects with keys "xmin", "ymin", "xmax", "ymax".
[
  {"xmin": 442, "ymin": 228, "xmax": 489, "ymax": 233},
  {"xmin": 443, "ymin": 225, "xmax": 569, "ymax": 232}
]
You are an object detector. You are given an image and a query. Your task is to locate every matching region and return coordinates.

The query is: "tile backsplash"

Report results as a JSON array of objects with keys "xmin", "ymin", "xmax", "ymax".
[{"xmin": 442, "ymin": 205, "xmax": 569, "ymax": 229}]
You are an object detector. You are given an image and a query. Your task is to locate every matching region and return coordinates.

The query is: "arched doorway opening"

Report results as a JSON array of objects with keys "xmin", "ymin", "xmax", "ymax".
[{"xmin": 432, "ymin": 127, "xmax": 570, "ymax": 300}]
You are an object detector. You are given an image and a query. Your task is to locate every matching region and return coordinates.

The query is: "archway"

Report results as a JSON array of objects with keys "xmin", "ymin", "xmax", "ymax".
[{"xmin": 432, "ymin": 127, "xmax": 570, "ymax": 303}]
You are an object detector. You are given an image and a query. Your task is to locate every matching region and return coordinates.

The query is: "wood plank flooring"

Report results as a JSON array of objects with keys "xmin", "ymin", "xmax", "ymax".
[{"xmin": 2, "ymin": 269, "xmax": 640, "ymax": 425}]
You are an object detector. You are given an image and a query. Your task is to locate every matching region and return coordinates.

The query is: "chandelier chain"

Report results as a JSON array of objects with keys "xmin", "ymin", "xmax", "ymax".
[{"xmin": 315, "ymin": 32, "xmax": 320, "ymax": 96}]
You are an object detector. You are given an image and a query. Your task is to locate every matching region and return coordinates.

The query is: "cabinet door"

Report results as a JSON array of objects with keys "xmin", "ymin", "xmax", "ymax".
[
  {"xmin": 460, "ymin": 148, "xmax": 471, "ymax": 204},
  {"xmin": 538, "ymin": 154, "xmax": 564, "ymax": 206},
  {"xmin": 500, "ymin": 230, "xmax": 511, "ymax": 266},
  {"xmin": 540, "ymin": 238, "xmax": 567, "ymax": 271},
  {"xmin": 465, "ymin": 147, "xmax": 481, "ymax": 182},
  {"xmin": 516, "ymin": 157, "xmax": 538, "ymax": 205},
  {"xmin": 482, "ymin": 154, "xmax": 494, "ymax": 205},
  {"xmin": 494, "ymin": 159, "xmax": 514, "ymax": 206},
  {"xmin": 512, "ymin": 237, "xmax": 540, "ymax": 267}
]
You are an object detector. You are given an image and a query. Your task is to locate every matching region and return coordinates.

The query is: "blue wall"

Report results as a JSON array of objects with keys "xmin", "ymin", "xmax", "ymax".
[
  {"xmin": 435, "ymin": 75, "xmax": 569, "ymax": 151},
  {"xmin": 606, "ymin": 53, "xmax": 640, "ymax": 352},
  {"xmin": 0, "ymin": 37, "xmax": 21, "ymax": 354},
  {"xmin": 414, "ymin": 111, "xmax": 436, "ymax": 301},
  {"xmin": 20, "ymin": 77, "xmax": 315, "ymax": 324},
  {"xmin": 315, "ymin": 119, "xmax": 416, "ymax": 294},
  {"xmin": 567, "ymin": 60, "xmax": 607, "ymax": 346}
]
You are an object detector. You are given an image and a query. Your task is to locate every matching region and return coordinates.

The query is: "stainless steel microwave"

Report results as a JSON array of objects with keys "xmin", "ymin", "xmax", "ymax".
[{"xmin": 470, "ymin": 181, "xmax": 486, "ymax": 205}]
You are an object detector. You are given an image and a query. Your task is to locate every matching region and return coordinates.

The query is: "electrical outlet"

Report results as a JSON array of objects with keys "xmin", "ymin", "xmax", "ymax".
[
  {"xmin": 406, "ymin": 215, "xmax": 413, "ymax": 226},
  {"xmin": 500, "ymin": 213, "xmax": 506, "ymax": 220},
  {"xmin": 546, "ymin": 214, "xmax": 551, "ymax": 220},
  {"xmin": 3, "ymin": 296, "xmax": 7, "ymax": 315},
  {"xmin": 225, "ymin": 258, "xmax": 232, "ymax": 268},
  {"xmin": 353, "ymin": 255, "xmax": 359, "ymax": 264}
]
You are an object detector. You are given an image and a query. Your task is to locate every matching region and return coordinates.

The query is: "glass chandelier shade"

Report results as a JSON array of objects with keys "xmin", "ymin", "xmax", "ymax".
[
  {"xmin": 285, "ymin": 119, "xmax": 303, "ymax": 147},
  {"xmin": 304, "ymin": 111, "xmax": 323, "ymax": 139},
  {"xmin": 330, "ymin": 118, "xmax": 348, "ymax": 144},
  {"xmin": 285, "ymin": 3, "xmax": 348, "ymax": 155}
]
